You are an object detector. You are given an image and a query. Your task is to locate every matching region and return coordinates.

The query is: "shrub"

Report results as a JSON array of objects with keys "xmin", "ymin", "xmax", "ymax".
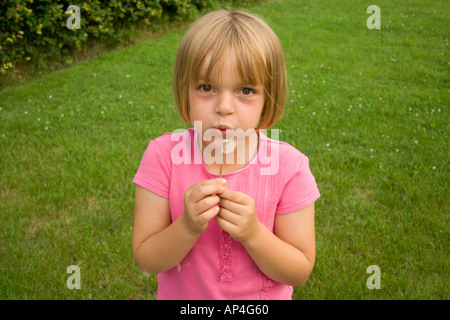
[{"xmin": 0, "ymin": 0, "xmax": 262, "ymax": 76}]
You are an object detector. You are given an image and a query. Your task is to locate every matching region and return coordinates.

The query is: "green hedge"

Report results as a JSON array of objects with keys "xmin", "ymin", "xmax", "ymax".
[{"xmin": 0, "ymin": 0, "xmax": 262, "ymax": 75}]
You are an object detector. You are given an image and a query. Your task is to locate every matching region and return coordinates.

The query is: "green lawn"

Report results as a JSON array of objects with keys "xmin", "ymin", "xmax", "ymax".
[{"xmin": 0, "ymin": 0, "xmax": 448, "ymax": 299}]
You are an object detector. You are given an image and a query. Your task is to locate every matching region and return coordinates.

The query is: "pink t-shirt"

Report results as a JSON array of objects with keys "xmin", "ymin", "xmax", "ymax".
[{"xmin": 133, "ymin": 128, "xmax": 320, "ymax": 300}]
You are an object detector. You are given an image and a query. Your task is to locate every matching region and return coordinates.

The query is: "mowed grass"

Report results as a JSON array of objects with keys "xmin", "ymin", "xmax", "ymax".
[{"xmin": 0, "ymin": 0, "xmax": 448, "ymax": 299}]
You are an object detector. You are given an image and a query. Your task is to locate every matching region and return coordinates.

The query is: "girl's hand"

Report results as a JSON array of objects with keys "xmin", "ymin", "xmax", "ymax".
[
  {"xmin": 183, "ymin": 178, "xmax": 226, "ymax": 235},
  {"xmin": 216, "ymin": 187, "xmax": 260, "ymax": 243}
]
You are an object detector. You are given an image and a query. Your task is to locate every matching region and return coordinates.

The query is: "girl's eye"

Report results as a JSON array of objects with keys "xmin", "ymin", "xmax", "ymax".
[
  {"xmin": 241, "ymin": 88, "xmax": 255, "ymax": 95},
  {"xmin": 199, "ymin": 84, "xmax": 212, "ymax": 92}
]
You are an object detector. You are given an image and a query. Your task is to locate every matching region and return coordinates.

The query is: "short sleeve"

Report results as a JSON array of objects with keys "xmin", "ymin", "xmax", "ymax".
[
  {"xmin": 133, "ymin": 139, "xmax": 171, "ymax": 199},
  {"xmin": 276, "ymin": 154, "xmax": 320, "ymax": 214}
]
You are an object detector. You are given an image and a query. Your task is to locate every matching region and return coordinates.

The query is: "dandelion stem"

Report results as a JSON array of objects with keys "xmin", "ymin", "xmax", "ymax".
[{"xmin": 219, "ymin": 140, "xmax": 226, "ymax": 178}]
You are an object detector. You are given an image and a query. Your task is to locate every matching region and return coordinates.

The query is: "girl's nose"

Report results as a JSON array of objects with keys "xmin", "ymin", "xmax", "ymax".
[{"xmin": 215, "ymin": 91, "xmax": 234, "ymax": 116}]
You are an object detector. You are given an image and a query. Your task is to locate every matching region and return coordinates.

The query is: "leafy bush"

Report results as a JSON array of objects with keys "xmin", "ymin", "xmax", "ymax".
[{"xmin": 0, "ymin": 0, "xmax": 262, "ymax": 75}]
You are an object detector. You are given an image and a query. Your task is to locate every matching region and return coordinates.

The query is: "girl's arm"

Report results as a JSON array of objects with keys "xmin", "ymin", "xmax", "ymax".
[
  {"xmin": 216, "ymin": 187, "xmax": 315, "ymax": 286},
  {"xmin": 132, "ymin": 186, "xmax": 197, "ymax": 274},
  {"xmin": 243, "ymin": 204, "xmax": 315, "ymax": 286},
  {"xmin": 132, "ymin": 179, "xmax": 225, "ymax": 274}
]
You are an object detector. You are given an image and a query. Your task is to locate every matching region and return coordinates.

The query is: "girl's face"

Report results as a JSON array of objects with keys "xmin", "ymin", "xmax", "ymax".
[{"xmin": 188, "ymin": 49, "xmax": 265, "ymax": 154}]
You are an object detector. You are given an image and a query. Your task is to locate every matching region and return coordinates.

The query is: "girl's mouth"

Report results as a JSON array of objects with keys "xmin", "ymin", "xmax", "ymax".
[{"xmin": 213, "ymin": 125, "xmax": 233, "ymax": 136}]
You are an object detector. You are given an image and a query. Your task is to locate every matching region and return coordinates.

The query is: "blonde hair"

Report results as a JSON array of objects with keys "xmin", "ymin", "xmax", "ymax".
[{"xmin": 172, "ymin": 9, "xmax": 287, "ymax": 129}]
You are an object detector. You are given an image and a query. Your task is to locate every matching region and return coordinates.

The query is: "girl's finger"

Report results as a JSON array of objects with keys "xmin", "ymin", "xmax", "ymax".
[
  {"xmin": 202, "ymin": 178, "xmax": 227, "ymax": 186},
  {"xmin": 195, "ymin": 195, "xmax": 221, "ymax": 214},
  {"xmin": 217, "ymin": 207, "xmax": 240, "ymax": 226},
  {"xmin": 198, "ymin": 205, "xmax": 220, "ymax": 224},
  {"xmin": 215, "ymin": 212, "xmax": 238, "ymax": 234},
  {"xmin": 219, "ymin": 198, "xmax": 243, "ymax": 216},
  {"xmin": 219, "ymin": 187, "xmax": 247, "ymax": 205},
  {"xmin": 190, "ymin": 181, "xmax": 226, "ymax": 202}
]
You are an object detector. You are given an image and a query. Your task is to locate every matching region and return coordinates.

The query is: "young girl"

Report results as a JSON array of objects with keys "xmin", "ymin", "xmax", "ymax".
[{"xmin": 132, "ymin": 9, "xmax": 320, "ymax": 300}]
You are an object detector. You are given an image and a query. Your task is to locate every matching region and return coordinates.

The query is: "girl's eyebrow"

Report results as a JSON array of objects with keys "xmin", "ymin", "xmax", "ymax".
[{"xmin": 196, "ymin": 77, "xmax": 257, "ymax": 87}]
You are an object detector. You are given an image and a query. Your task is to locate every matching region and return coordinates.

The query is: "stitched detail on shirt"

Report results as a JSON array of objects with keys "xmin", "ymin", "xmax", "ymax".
[
  {"xmin": 259, "ymin": 276, "xmax": 273, "ymax": 300},
  {"xmin": 219, "ymin": 230, "xmax": 233, "ymax": 282}
]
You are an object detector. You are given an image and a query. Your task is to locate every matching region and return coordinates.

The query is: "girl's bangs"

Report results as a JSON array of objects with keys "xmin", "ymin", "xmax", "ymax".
[{"xmin": 191, "ymin": 28, "xmax": 267, "ymax": 87}]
